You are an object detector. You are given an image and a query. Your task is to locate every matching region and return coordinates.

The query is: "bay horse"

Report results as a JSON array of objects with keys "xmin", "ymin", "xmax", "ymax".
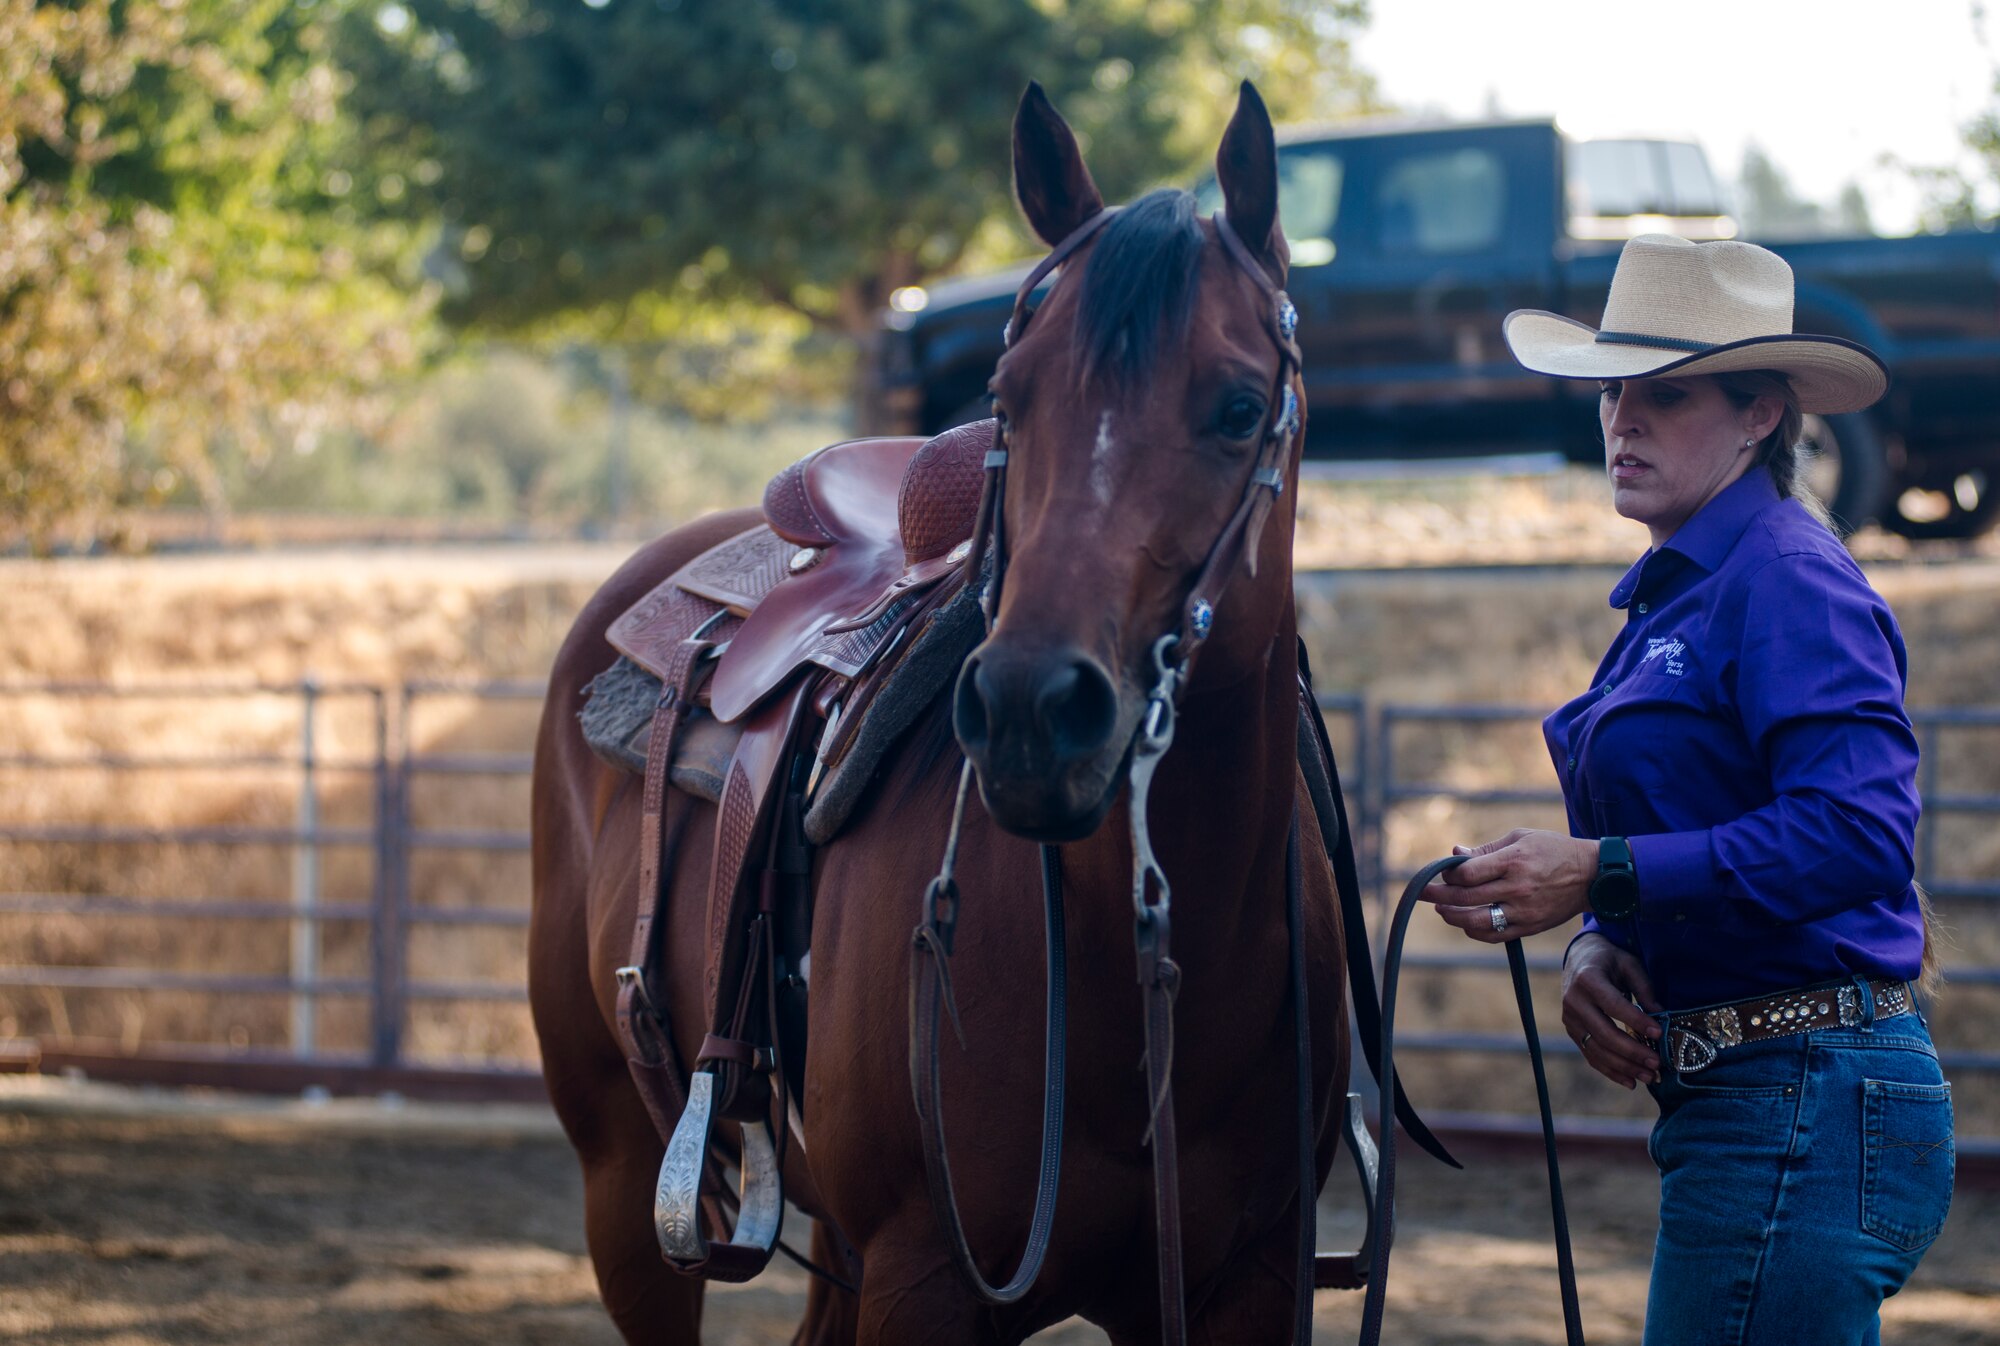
[{"xmin": 531, "ymin": 81, "xmax": 1368, "ymax": 1344}]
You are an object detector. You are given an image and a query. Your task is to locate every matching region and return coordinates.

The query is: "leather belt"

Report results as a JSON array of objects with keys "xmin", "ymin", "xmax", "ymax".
[{"xmin": 1664, "ymin": 977, "xmax": 1912, "ymax": 1074}]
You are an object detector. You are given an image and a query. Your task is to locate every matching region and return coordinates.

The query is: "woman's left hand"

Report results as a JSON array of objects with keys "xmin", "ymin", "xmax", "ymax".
[{"xmin": 1427, "ymin": 828, "xmax": 1597, "ymax": 942}]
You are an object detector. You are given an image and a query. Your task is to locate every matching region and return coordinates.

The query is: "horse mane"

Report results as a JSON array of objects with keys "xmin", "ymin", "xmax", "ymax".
[{"xmin": 1073, "ymin": 188, "xmax": 1205, "ymax": 391}]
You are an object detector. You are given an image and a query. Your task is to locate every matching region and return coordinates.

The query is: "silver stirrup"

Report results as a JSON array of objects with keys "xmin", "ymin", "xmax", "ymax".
[
  {"xmin": 655, "ymin": 1069, "xmax": 784, "ymax": 1264},
  {"xmin": 1321, "ymin": 1091, "xmax": 1380, "ymax": 1276}
]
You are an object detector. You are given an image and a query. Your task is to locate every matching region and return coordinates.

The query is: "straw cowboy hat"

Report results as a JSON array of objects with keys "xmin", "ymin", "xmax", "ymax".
[{"xmin": 1503, "ymin": 234, "xmax": 1887, "ymax": 414}]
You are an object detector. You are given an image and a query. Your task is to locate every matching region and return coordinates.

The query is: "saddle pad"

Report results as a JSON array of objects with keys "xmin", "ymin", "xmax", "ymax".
[{"xmin": 578, "ymin": 655, "xmax": 745, "ymax": 804}]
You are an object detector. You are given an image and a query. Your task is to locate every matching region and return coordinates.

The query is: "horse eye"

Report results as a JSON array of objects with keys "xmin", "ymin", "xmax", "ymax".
[{"xmin": 1218, "ymin": 395, "xmax": 1266, "ymax": 440}]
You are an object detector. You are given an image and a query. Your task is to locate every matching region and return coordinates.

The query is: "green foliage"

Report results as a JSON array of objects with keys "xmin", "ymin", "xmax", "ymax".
[
  {"xmin": 1736, "ymin": 146, "xmax": 1876, "ymax": 240},
  {"xmin": 1736, "ymin": 144, "xmax": 1827, "ymax": 237},
  {"xmin": 0, "ymin": 0, "xmax": 430, "ymax": 550},
  {"xmin": 335, "ymin": 0, "xmax": 1376, "ymax": 335},
  {"xmin": 214, "ymin": 349, "xmax": 840, "ymax": 527}
]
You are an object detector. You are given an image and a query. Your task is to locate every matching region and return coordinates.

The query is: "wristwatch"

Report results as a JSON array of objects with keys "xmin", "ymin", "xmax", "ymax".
[{"xmin": 1589, "ymin": 836, "xmax": 1640, "ymax": 920}]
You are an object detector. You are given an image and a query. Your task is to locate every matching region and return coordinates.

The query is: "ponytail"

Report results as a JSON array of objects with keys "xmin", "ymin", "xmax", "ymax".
[{"xmin": 1713, "ymin": 370, "xmax": 1831, "ymax": 530}]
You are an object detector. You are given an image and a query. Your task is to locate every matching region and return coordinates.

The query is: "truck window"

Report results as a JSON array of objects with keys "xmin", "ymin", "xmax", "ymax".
[
  {"xmin": 1569, "ymin": 139, "xmax": 1665, "ymax": 217},
  {"xmin": 1193, "ymin": 146, "xmax": 1343, "ymax": 266},
  {"xmin": 1371, "ymin": 147, "xmax": 1505, "ymax": 256},
  {"xmin": 1660, "ymin": 142, "xmax": 1723, "ymax": 216},
  {"xmin": 1567, "ymin": 138, "xmax": 1733, "ymax": 239},
  {"xmin": 1569, "ymin": 139, "xmax": 1723, "ymax": 217}
]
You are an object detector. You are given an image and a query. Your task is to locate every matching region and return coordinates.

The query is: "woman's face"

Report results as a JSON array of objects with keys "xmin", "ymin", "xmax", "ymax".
[{"xmin": 1599, "ymin": 374, "xmax": 1779, "ymax": 546}]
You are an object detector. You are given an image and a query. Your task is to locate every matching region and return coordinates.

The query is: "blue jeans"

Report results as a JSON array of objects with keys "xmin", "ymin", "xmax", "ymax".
[{"xmin": 1643, "ymin": 986, "xmax": 1954, "ymax": 1346}]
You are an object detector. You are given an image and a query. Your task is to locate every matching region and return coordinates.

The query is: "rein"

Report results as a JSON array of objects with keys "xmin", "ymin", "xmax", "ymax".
[{"xmin": 1366, "ymin": 858, "xmax": 1586, "ymax": 1346}]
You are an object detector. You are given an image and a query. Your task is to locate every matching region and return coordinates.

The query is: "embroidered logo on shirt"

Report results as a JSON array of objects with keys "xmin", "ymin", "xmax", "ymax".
[{"xmin": 1643, "ymin": 636, "xmax": 1688, "ymax": 677}]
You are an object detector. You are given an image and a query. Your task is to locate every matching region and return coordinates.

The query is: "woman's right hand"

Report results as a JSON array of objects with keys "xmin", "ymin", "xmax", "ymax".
[{"xmin": 1562, "ymin": 933, "xmax": 1665, "ymax": 1088}]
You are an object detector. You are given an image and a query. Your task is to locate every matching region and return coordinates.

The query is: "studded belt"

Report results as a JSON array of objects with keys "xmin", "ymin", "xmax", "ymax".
[{"xmin": 1664, "ymin": 977, "xmax": 1912, "ymax": 1074}]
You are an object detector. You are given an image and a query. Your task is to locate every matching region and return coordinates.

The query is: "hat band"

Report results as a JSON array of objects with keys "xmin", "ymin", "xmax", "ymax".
[{"xmin": 1595, "ymin": 330, "xmax": 1716, "ymax": 354}]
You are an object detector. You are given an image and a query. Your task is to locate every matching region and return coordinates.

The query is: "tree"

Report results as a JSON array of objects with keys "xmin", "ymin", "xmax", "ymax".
[
  {"xmin": 1834, "ymin": 182, "xmax": 1874, "ymax": 236},
  {"xmin": 334, "ymin": 0, "xmax": 1376, "ymax": 338},
  {"xmin": 0, "ymin": 0, "xmax": 427, "ymax": 549},
  {"xmin": 1736, "ymin": 144, "xmax": 1826, "ymax": 238}
]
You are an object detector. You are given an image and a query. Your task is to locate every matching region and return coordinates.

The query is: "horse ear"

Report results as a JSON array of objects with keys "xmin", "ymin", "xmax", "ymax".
[
  {"xmin": 1215, "ymin": 80, "xmax": 1287, "ymax": 281},
  {"xmin": 1013, "ymin": 81, "xmax": 1105, "ymax": 246}
]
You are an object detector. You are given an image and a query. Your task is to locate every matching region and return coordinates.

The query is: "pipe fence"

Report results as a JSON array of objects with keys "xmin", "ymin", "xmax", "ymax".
[{"xmin": 1, "ymin": 681, "xmax": 1994, "ymax": 1149}]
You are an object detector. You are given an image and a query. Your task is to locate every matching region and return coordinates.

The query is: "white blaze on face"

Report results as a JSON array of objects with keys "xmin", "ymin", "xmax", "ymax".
[{"xmin": 1091, "ymin": 409, "xmax": 1114, "ymax": 504}]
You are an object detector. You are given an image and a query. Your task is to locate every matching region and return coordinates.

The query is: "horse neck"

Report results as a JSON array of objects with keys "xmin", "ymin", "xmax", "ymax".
[{"xmin": 1074, "ymin": 587, "xmax": 1301, "ymax": 961}]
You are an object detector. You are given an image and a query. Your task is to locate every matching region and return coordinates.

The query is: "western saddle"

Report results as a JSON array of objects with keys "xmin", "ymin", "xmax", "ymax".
[{"xmin": 580, "ymin": 419, "xmax": 995, "ymax": 1280}]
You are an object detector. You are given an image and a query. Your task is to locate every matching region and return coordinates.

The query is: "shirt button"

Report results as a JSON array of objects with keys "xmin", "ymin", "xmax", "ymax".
[
  {"xmin": 1601, "ymin": 682, "xmax": 1614, "ymax": 695},
  {"xmin": 1636, "ymin": 602, "xmax": 1649, "ymax": 614},
  {"xmin": 1566, "ymin": 756, "xmax": 1576, "ymax": 774}
]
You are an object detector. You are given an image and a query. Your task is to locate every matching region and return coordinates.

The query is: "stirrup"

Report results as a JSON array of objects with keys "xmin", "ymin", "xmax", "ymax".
[
  {"xmin": 656, "ymin": 1069, "xmax": 784, "ymax": 1276},
  {"xmin": 1315, "ymin": 1093, "xmax": 1380, "ymax": 1290}
]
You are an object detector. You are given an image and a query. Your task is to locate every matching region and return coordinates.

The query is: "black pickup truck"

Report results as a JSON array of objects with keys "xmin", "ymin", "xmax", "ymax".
[{"xmin": 866, "ymin": 119, "xmax": 2000, "ymax": 538}]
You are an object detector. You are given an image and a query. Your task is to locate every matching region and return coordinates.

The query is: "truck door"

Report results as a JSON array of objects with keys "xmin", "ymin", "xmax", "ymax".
[{"xmin": 1308, "ymin": 124, "xmax": 1561, "ymax": 462}]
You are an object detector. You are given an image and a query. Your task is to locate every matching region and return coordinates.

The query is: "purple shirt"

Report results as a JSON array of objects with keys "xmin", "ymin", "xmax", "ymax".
[{"xmin": 1545, "ymin": 469, "xmax": 1924, "ymax": 1010}]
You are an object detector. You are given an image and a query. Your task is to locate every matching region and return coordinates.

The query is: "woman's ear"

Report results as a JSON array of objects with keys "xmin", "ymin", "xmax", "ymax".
[{"xmin": 1743, "ymin": 393, "xmax": 1783, "ymax": 447}]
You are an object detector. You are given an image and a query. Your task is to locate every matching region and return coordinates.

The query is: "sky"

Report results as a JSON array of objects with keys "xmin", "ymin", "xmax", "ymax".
[{"xmin": 1351, "ymin": 0, "xmax": 1998, "ymax": 234}]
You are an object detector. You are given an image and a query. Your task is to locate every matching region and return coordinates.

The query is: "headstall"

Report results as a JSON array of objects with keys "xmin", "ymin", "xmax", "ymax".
[
  {"xmin": 909, "ymin": 203, "xmax": 1308, "ymax": 1342},
  {"xmin": 906, "ymin": 203, "xmax": 1586, "ymax": 1346}
]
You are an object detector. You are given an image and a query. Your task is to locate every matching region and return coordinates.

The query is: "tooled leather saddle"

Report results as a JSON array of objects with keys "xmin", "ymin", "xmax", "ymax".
[{"xmin": 579, "ymin": 420, "xmax": 995, "ymax": 1280}]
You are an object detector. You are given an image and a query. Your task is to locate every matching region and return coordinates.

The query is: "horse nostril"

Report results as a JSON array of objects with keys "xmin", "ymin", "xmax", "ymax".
[
  {"xmin": 1036, "ymin": 658, "xmax": 1117, "ymax": 761},
  {"xmin": 953, "ymin": 655, "xmax": 994, "ymax": 751}
]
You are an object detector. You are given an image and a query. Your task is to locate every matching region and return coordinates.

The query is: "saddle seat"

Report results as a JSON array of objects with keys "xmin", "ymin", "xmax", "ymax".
[{"xmin": 607, "ymin": 420, "xmax": 992, "ymax": 723}]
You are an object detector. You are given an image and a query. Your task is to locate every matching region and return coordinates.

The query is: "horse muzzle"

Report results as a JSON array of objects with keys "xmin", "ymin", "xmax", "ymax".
[{"xmin": 953, "ymin": 642, "xmax": 1134, "ymax": 841}]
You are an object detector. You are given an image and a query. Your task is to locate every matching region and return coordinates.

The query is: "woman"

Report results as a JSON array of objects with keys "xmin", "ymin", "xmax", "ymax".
[{"xmin": 1428, "ymin": 234, "xmax": 1954, "ymax": 1345}]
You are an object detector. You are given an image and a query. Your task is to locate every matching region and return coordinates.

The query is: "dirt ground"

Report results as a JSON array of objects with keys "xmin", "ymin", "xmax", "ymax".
[{"xmin": 1, "ymin": 1080, "xmax": 1993, "ymax": 1346}]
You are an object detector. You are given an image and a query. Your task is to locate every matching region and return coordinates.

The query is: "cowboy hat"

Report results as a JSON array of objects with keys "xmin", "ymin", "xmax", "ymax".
[{"xmin": 1503, "ymin": 234, "xmax": 1887, "ymax": 414}]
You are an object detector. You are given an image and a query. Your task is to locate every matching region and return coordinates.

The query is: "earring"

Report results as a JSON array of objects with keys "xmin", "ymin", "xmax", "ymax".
[{"xmin": 1745, "ymin": 438, "xmax": 1756, "ymax": 448}]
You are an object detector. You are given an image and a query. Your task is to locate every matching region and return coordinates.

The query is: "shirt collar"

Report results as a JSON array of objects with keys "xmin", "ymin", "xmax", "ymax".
[{"xmin": 1607, "ymin": 469, "xmax": 1780, "ymax": 610}]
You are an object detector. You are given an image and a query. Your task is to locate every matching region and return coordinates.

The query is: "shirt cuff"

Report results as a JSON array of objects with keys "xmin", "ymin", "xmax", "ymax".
[{"xmin": 1629, "ymin": 830, "xmax": 1713, "ymax": 923}]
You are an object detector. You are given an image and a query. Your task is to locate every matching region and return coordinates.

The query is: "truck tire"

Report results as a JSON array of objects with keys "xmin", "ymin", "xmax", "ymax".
[
  {"xmin": 1880, "ymin": 467, "xmax": 2000, "ymax": 540},
  {"xmin": 1798, "ymin": 411, "xmax": 1889, "ymax": 538}
]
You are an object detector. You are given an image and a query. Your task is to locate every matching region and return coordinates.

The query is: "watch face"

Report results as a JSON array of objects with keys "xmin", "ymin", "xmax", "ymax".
[{"xmin": 1592, "ymin": 871, "xmax": 1640, "ymax": 918}]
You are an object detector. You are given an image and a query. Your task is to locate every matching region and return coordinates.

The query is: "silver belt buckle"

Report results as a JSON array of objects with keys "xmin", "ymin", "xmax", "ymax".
[
  {"xmin": 1837, "ymin": 984, "xmax": 1861, "ymax": 1027},
  {"xmin": 1668, "ymin": 1005, "xmax": 1741, "ymax": 1074},
  {"xmin": 1669, "ymin": 1022, "xmax": 1718, "ymax": 1073}
]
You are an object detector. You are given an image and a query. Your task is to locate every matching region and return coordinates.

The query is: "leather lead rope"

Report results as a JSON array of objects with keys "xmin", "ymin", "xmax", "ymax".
[{"xmin": 1361, "ymin": 855, "xmax": 1586, "ymax": 1346}]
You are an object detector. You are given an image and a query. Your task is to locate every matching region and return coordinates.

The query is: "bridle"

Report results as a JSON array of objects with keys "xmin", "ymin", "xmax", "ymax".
[
  {"xmin": 907, "ymin": 205, "xmax": 1586, "ymax": 1346},
  {"xmin": 909, "ymin": 202, "xmax": 1305, "ymax": 1340}
]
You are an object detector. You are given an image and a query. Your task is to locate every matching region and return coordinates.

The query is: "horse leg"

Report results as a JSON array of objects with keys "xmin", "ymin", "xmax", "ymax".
[
  {"xmin": 848, "ymin": 1221, "xmax": 993, "ymax": 1346},
  {"xmin": 1181, "ymin": 1213, "xmax": 1310, "ymax": 1346},
  {"xmin": 532, "ymin": 879, "xmax": 706, "ymax": 1345},
  {"xmin": 791, "ymin": 1220, "xmax": 863, "ymax": 1346},
  {"xmin": 575, "ymin": 1093, "xmax": 706, "ymax": 1344}
]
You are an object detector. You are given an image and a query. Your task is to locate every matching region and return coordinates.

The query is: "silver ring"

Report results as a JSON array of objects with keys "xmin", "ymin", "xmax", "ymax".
[
  {"xmin": 1488, "ymin": 903, "xmax": 1508, "ymax": 932},
  {"xmin": 1579, "ymin": 1032, "xmax": 1594, "ymax": 1051}
]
